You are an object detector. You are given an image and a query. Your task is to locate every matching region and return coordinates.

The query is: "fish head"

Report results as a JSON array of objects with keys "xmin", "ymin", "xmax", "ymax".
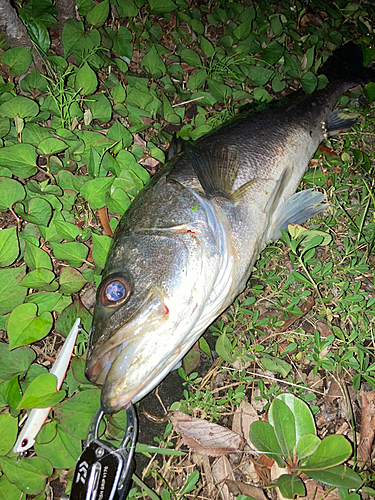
[{"xmin": 85, "ymin": 226, "xmax": 219, "ymax": 414}]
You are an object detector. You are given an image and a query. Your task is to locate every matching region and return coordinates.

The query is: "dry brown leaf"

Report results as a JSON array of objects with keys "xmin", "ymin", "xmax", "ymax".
[
  {"xmin": 171, "ymin": 411, "xmax": 244, "ymax": 456},
  {"xmin": 212, "ymin": 456, "xmax": 234, "ymax": 500},
  {"xmin": 226, "ymin": 479, "xmax": 268, "ymax": 500},
  {"xmin": 98, "ymin": 206, "xmax": 113, "ymax": 237},
  {"xmin": 232, "ymin": 400, "xmax": 259, "ymax": 449},
  {"xmin": 302, "ymin": 478, "xmax": 341, "ymax": 499},
  {"xmin": 358, "ymin": 390, "xmax": 375, "ymax": 462}
]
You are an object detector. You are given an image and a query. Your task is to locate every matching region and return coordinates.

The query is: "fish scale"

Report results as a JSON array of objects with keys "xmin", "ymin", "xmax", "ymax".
[{"xmin": 85, "ymin": 42, "xmax": 375, "ymax": 414}]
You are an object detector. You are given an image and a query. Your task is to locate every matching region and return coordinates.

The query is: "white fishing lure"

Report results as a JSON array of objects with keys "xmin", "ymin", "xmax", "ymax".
[{"xmin": 14, "ymin": 318, "xmax": 81, "ymax": 454}]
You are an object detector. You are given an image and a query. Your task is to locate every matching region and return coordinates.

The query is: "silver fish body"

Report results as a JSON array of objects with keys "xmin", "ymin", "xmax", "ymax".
[{"xmin": 86, "ymin": 44, "xmax": 373, "ymax": 413}]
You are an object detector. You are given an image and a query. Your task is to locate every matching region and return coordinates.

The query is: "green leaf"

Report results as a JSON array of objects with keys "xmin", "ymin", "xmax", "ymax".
[
  {"xmin": 24, "ymin": 18, "xmax": 50, "ymax": 54},
  {"xmin": 17, "ymin": 373, "xmax": 65, "ymax": 409},
  {"xmin": 59, "ymin": 267, "xmax": 86, "ymax": 294},
  {"xmin": 262, "ymin": 41, "xmax": 284, "ymax": 65},
  {"xmin": 15, "ymin": 197, "xmax": 52, "ymax": 226},
  {"xmin": 307, "ymin": 465, "xmax": 362, "ymax": 489},
  {"xmin": 275, "ymin": 394, "xmax": 316, "ymax": 441},
  {"xmin": 259, "ymin": 353, "xmax": 291, "ymax": 377},
  {"xmin": 0, "ymin": 456, "xmax": 52, "ymax": 495},
  {"xmin": 113, "ymin": 0, "xmax": 137, "ymax": 17},
  {"xmin": 0, "ymin": 475, "xmax": 26, "ymax": 500},
  {"xmin": 62, "ymin": 19, "xmax": 85, "ymax": 58},
  {"xmin": 0, "ymin": 343, "xmax": 35, "ymax": 380},
  {"xmin": 215, "ymin": 333, "xmax": 234, "ymax": 363},
  {"xmin": 107, "ymin": 119, "xmax": 133, "ymax": 148},
  {"xmin": 148, "ymin": 0, "xmax": 176, "ymax": 12},
  {"xmin": 141, "ymin": 46, "xmax": 166, "ymax": 79},
  {"xmin": 301, "ymin": 71, "xmax": 318, "ymax": 94},
  {"xmin": 24, "ymin": 241, "xmax": 52, "ymax": 271},
  {"xmin": 0, "ymin": 177, "xmax": 25, "ymax": 211},
  {"xmin": 37, "ymin": 137, "xmax": 68, "ymax": 155},
  {"xmin": 0, "ymin": 227, "xmax": 19, "ymax": 266},
  {"xmin": 85, "ymin": 93, "xmax": 112, "ymax": 122},
  {"xmin": 7, "ymin": 303, "xmax": 53, "ymax": 350},
  {"xmin": 86, "ymin": 0, "xmax": 109, "ymax": 27},
  {"xmin": 34, "ymin": 422, "xmax": 81, "ymax": 468},
  {"xmin": 276, "ymin": 474, "xmax": 305, "ymax": 499},
  {"xmin": 296, "ymin": 434, "xmax": 321, "ymax": 460},
  {"xmin": 187, "ymin": 68, "xmax": 207, "ymax": 90},
  {"xmin": 0, "ymin": 413, "xmax": 18, "ymax": 455},
  {"xmin": 181, "ymin": 48, "xmax": 202, "ymax": 67},
  {"xmin": 299, "ymin": 435, "xmax": 352, "ymax": 470},
  {"xmin": 249, "ymin": 421, "xmax": 284, "ymax": 467},
  {"xmin": 80, "ymin": 177, "xmax": 113, "ymax": 209},
  {"xmin": 179, "ymin": 470, "xmax": 199, "ymax": 497},
  {"xmin": 55, "ymin": 299, "xmax": 92, "ymax": 337},
  {"xmin": 50, "ymin": 241, "xmax": 89, "ymax": 268},
  {"xmin": 92, "ymin": 233, "xmax": 112, "ymax": 268},
  {"xmin": 270, "ymin": 398, "xmax": 296, "ymax": 459},
  {"xmin": 20, "ymin": 268, "xmax": 58, "ymax": 292},
  {"xmin": 249, "ymin": 66, "xmax": 273, "ymax": 86},
  {"xmin": 0, "ymin": 144, "xmax": 37, "ymax": 178},
  {"xmin": 55, "ymin": 389, "xmax": 101, "ymax": 439},
  {"xmin": 24, "ymin": 291, "xmax": 68, "ymax": 314},
  {"xmin": 0, "ymin": 96, "xmax": 39, "ymax": 119},
  {"xmin": 364, "ymin": 81, "xmax": 375, "ymax": 104},
  {"xmin": 1, "ymin": 47, "xmax": 33, "ymax": 75},
  {"xmin": 54, "ymin": 220, "xmax": 80, "ymax": 241},
  {"xmin": 0, "ymin": 266, "xmax": 27, "ymax": 315},
  {"xmin": 75, "ymin": 62, "xmax": 98, "ymax": 96}
]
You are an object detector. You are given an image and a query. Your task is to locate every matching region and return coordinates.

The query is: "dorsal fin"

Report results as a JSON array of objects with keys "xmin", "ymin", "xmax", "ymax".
[{"xmin": 186, "ymin": 143, "xmax": 258, "ymax": 203}]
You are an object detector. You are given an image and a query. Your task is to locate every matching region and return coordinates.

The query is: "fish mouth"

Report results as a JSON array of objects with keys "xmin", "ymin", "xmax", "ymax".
[{"xmin": 85, "ymin": 291, "xmax": 169, "ymax": 395}]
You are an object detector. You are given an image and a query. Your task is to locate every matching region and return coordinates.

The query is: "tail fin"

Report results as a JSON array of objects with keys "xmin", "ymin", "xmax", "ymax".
[{"xmin": 319, "ymin": 42, "xmax": 375, "ymax": 84}]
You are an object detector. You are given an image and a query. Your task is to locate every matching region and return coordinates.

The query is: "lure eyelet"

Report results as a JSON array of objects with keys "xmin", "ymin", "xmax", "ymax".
[{"xmin": 99, "ymin": 274, "xmax": 132, "ymax": 307}]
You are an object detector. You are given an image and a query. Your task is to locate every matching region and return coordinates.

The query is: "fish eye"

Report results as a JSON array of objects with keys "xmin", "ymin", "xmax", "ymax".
[{"xmin": 99, "ymin": 274, "xmax": 131, "ymax": 307}]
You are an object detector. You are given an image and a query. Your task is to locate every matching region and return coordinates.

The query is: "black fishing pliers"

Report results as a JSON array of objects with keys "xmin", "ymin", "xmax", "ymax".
[{"xmin": 68, "ymin": 403, "xmax": 137, "ymax": 500}]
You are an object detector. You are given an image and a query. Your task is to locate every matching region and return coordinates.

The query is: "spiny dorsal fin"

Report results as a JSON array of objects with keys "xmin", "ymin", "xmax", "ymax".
[{"xmin": 186, "ymin": 143, "xmax": 257, "ymax": 203}]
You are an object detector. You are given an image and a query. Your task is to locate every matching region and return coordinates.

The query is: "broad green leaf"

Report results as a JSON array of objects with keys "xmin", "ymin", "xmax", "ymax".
[
  {"xmin": 0, "ymin": 413, "xmax": 18, "ymax": 455},
  {"xmin": 5, "ymin": 375, "xmax": 22, "ymax": 416},
  {"xmin": 262, "ymin": 41, "xmax": 284, "ymax": 65},
  {"xmin": 0, "ymin": 266, "xmax": 27, "ymax": 315},
  {"xmin": 365, "ymin": 81, "xmax": 375, "ymax": 103},
  {"xmin": 62, "ymin": 19, "xmax": 85, "ymax": 58},
  {"xmin": 270, "ymin": 398, "xmax": 296, "ymax": 459},
  {"xmin": 276, "ymin": 474, "xmax": 305, "ymax": 499},
  {"xmin": 307, "ymin": 465, "xmax": 362, "ymax": 489},
  {"xmin": 24, "ymin": 241, "xmax": 52, "ymax": 271},
  {"xmin": 249, "ymin": 421, "xmax": 284, "ymax": 467},
  {"xmin": 299, "ymin": 435, "xmax": 352, "ymax": 470},
  {"xmin": 54, "ymin": 220, "xmax": 80, "ymax": 241},
  {"xmin": 106, "ymin": 187, "xmax": 131, "ymax": 215},
  {"xmin": 50, "ymin": 241, "xmax": 89, "ymax": 268},
  {"xmin": 7, "ymin": 303, "xmax": 53, "ymax": 350},
  {"xmin": 0, "ymin": 344, "xmax": 35, "ymax": 380},
  {"xmin": 24, "ymin": 291, "xmax": 66, "ymax": 314},
  {"xmin": 142, "ymin": 46, "xmax": 166, "ymax": 79},
  {"xmin": 0, "ymin": 227, "xmax": 19, "ymax": 266},
  {"xmin": 148, "ymin": 0, "xmax": 176, "ymax": 12},
  {"xmin": 179, "ymin": 470, "xmax": 199, "ymax": 497},
  {"xmin": 14, "ymin": 197, "xmax": 52, "ymax": 226},
  {"xmin": 85, "ymin": 93, "xmax": 112, "ymax": 123},
  {"xmin": 296, "ymin": 434, "xmax": 321, "ymax": 460},
  {"xmin": 0, "ymin": 475, "xmax": 26, "ymax": 500},
  {"xmin": 111, "ymin": 83, "xmax": 126, "ymax": 103},
  {"xmin": 92, "ymin": 233, "xmax": 112, "ymax": 268},
  {"xmin": 0, "ymin": 456, "xmax": 52, "ymax": 495},
  {"xmin": 0, "ymin": 144, "xmax": 37, "ymax": 178},
  {"xmin": 0, "ymin": 177, "xmax": 25, "ymax": 211},
  {"xmin": 301, "ymin": 71, "xmax": 318, "ymax": 94},
  {"xmin": 20, "ymin": 268, "xmax": 58, "ymax": 292},
  {"xmin": 37, "ymin": 137, "xmax": 68, "ymax": 155},
  {"xmin": 86, "ymin": 0, "xmax": 109, "ymax": 27},
  {"xmin": 55, "ymin": 299, "xmax": 92, "ymax": 337},
  {"xmin": 80, "ymin": 177, "xmax": 113, "ymax": 209},
  {"xmin": 55, "ymin": 389, "xmax": 101, "ymax": 439},
  {"xmin": 75, "ymin": 62, "xmax": 98, "ymax": 95},
  {"xmin": 181, "ymin": 48, "xmax": 202, "ymax": 67},
  {"xmin": 0, "ymin": 96, "xmax": 39, "ymax": 119},
  {"xmin": 107, "ymin": 119, "xmax": 133, "ymax": 147},
  {"xmin": 275, "ymin": 394, "xmax": 316, "ymax": 441},
  {"xmin": 59, "ymin": 267, "xmax": 86, "ymax": 294},
  {"xmin": 34, "ymin": 422, "xmax": 81, "ymax": 469},
  {"xmin": 187, "ymin": 68, "xmax": 207, "ymax": 90},
  {"xmin": 1, "ymin": 47, "xmax": 33, "ymax": 75},
  {"xmin": 249, "ymin": 66, "xmax": 273, "ymax": 86},
  {"xmin": 259, "ymin": 353, "xmax": 291, "ymax": 377},
  {"xmin": 17, "ymin": 373, "xmax": 65, "ymax": 409},
  {"xmin": 21, "ymin": 68, "xmax": 48, "ymax": 93},
  {"xmin": 215, "ymin": 333, "xmax": 234, "ymax": 363},
  {"xmin": 113, "ymin": 0, "xmax": 137, "ymax": 17},
  {"xmin": 24, "ymin": 18, "xmax": 50, "ymax": 54}
]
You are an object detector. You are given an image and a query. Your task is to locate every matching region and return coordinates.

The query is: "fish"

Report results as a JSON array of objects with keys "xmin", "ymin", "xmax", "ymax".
[{"xmin": 85, "ymin": 42, "xmax": 375, "ymax": 414}]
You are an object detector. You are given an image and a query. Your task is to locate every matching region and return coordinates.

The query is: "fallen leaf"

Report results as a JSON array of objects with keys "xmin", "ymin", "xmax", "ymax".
[
  {"xmin": 212, "ymin": 456, "xmax": 234, "ymax": 500},
  {"xmin": 232, "ymin": 400, "xmax": 259, "ymax": 449},
  {"xmin": 226, "ymin": 479, "xmax": 268, "ymax": 500},
  {"xmin": 302, "ymin": 478, "xmax": 341, "ymax": 499},
  {"xmin": 171, "ymin": 411, "xmax": 244, "ymax": 456},
  {"xmin": 358, "ymin": 390, "xmax": 375, "ymax": 462}
]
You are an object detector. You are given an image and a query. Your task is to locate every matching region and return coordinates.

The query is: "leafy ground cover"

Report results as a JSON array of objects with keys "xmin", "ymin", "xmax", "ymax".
[{"xmin": 0, "ymin": 0, "xmax": 374, "ymax": 499}]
